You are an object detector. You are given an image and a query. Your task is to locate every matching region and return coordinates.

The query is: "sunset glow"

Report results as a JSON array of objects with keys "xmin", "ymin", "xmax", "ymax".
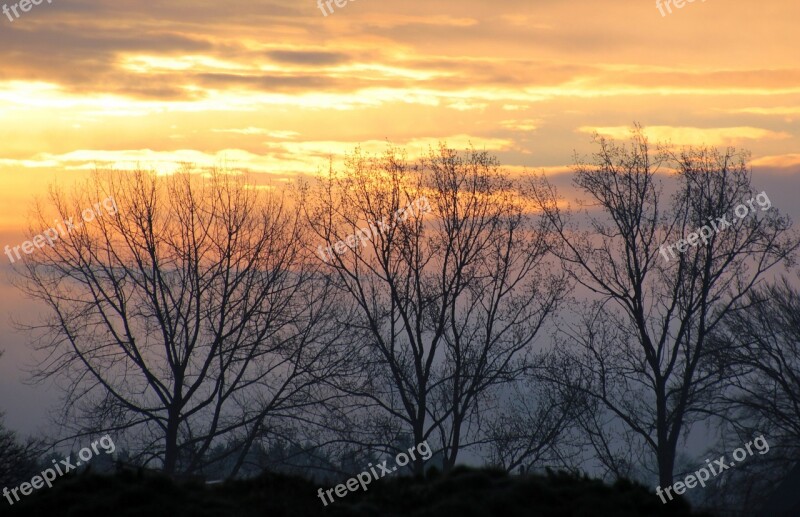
[{"xmin": 0, "ymin": 1, "xmax": 796, "ymax": 213}]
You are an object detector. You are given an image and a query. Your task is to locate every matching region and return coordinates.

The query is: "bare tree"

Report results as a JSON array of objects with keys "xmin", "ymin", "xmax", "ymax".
[
  {"xmin": 482, "ymin": 365, "xmax": 584, "ymax": 473},
  {"xmin": 0, "ymin": 418, "xmax": 40, "ymax": 487},
  {"xmin": 306, "ymin": 145, "xmax": 568, "ymax": 474},
  {"xmin": 715, "ymin": 275, "xmax": 800, "ymax": 451},
  {"xmin": 532, "ymin": 127, "xmax": 798, "ymax": 487},
  {"xmin": 0, "ymin": 353, "xmax": 41, "ymax": 486},
  {"xmin": 699, "ymin": 274, "xmax": 800, "ymax": 514},
  {"xmin": 15, "ymin": 168, "xmax": 347, "ymax": 476}
]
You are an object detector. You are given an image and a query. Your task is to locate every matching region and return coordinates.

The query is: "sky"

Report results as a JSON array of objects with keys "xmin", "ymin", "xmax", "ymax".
[{"xmin": 0, "ymin": 0, "xmax": 799, "ymax": 433}]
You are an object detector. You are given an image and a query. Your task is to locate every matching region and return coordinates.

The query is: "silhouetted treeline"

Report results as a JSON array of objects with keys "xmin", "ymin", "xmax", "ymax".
[{"xmin": 5, "ymin": 128, "xmax": 800, "ymax": 515}]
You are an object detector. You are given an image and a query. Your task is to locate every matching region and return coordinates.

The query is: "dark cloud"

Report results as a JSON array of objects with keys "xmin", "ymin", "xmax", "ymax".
[
  {"xmin": 266, "ymin": 50, "xmax": 351, "ymax": 65},
  {"xmin": 193, "ymin": 72, "xmax": 338, "ymax": 90}
]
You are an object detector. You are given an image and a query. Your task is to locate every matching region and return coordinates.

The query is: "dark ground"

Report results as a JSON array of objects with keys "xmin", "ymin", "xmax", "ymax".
[{"xmin": 2, "ymin": 466, "xmax": 715, "ymax": 517}]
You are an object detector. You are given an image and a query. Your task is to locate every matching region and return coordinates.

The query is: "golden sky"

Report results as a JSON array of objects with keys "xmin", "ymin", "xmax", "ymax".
[
  {"xmin": 0, "ymin": 0, "xmax": 799, "ymax": 222},
  {"xmin": 0, "ymin": 0, "xmax": 799, "ymax": 432}
]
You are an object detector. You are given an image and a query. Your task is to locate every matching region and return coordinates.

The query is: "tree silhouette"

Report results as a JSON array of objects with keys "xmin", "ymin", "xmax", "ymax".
[
  {"xmin": 0, "ymin": 351, "xmax": 41, "ymax": 487},
  {"xmin": 16, "ymin": 169, "xmax": 350, "ymax": 476},
  {"xmin": 306, "ymin": 145, "xmax": 568, "ymax": 474},
  {"xmin": 533, "ymin": 127, "xmax": 798, "ymax": 486}
]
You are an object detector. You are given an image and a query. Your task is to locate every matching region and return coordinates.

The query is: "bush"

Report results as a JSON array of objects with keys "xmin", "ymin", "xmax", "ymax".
[{"xmin": 3, "ymin": 466, "xmax": 716, "ymax": 517}]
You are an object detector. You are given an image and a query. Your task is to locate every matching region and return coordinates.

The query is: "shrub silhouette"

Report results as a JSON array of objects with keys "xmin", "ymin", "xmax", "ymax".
[{"xmin": 4, "ymin": 466, "xmax": 715, "ymax": 517}]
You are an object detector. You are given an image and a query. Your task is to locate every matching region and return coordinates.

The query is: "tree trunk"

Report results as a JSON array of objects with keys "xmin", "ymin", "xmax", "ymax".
[
  {"xmin": 657, "ymin": 445, "xmax": 675, "ymax": 488},
  {"xmin": 443, "ymin": 416, "xmax": 462, "ymax": 473},
  {"xmin": 163, "ymin": 410, "xmax": 180, "ymax": 474}
]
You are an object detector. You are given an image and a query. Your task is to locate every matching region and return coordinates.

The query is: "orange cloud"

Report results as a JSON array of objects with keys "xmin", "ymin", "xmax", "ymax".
[{"xmin": 578, "ymin": 126, "xmax": 791, "ymax": 146}]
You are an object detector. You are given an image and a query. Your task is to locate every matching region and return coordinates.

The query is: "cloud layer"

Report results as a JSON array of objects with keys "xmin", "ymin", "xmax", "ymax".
[{"xmin": 0, "ymin": 0, "xmax": 797, "ymax": 183}]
